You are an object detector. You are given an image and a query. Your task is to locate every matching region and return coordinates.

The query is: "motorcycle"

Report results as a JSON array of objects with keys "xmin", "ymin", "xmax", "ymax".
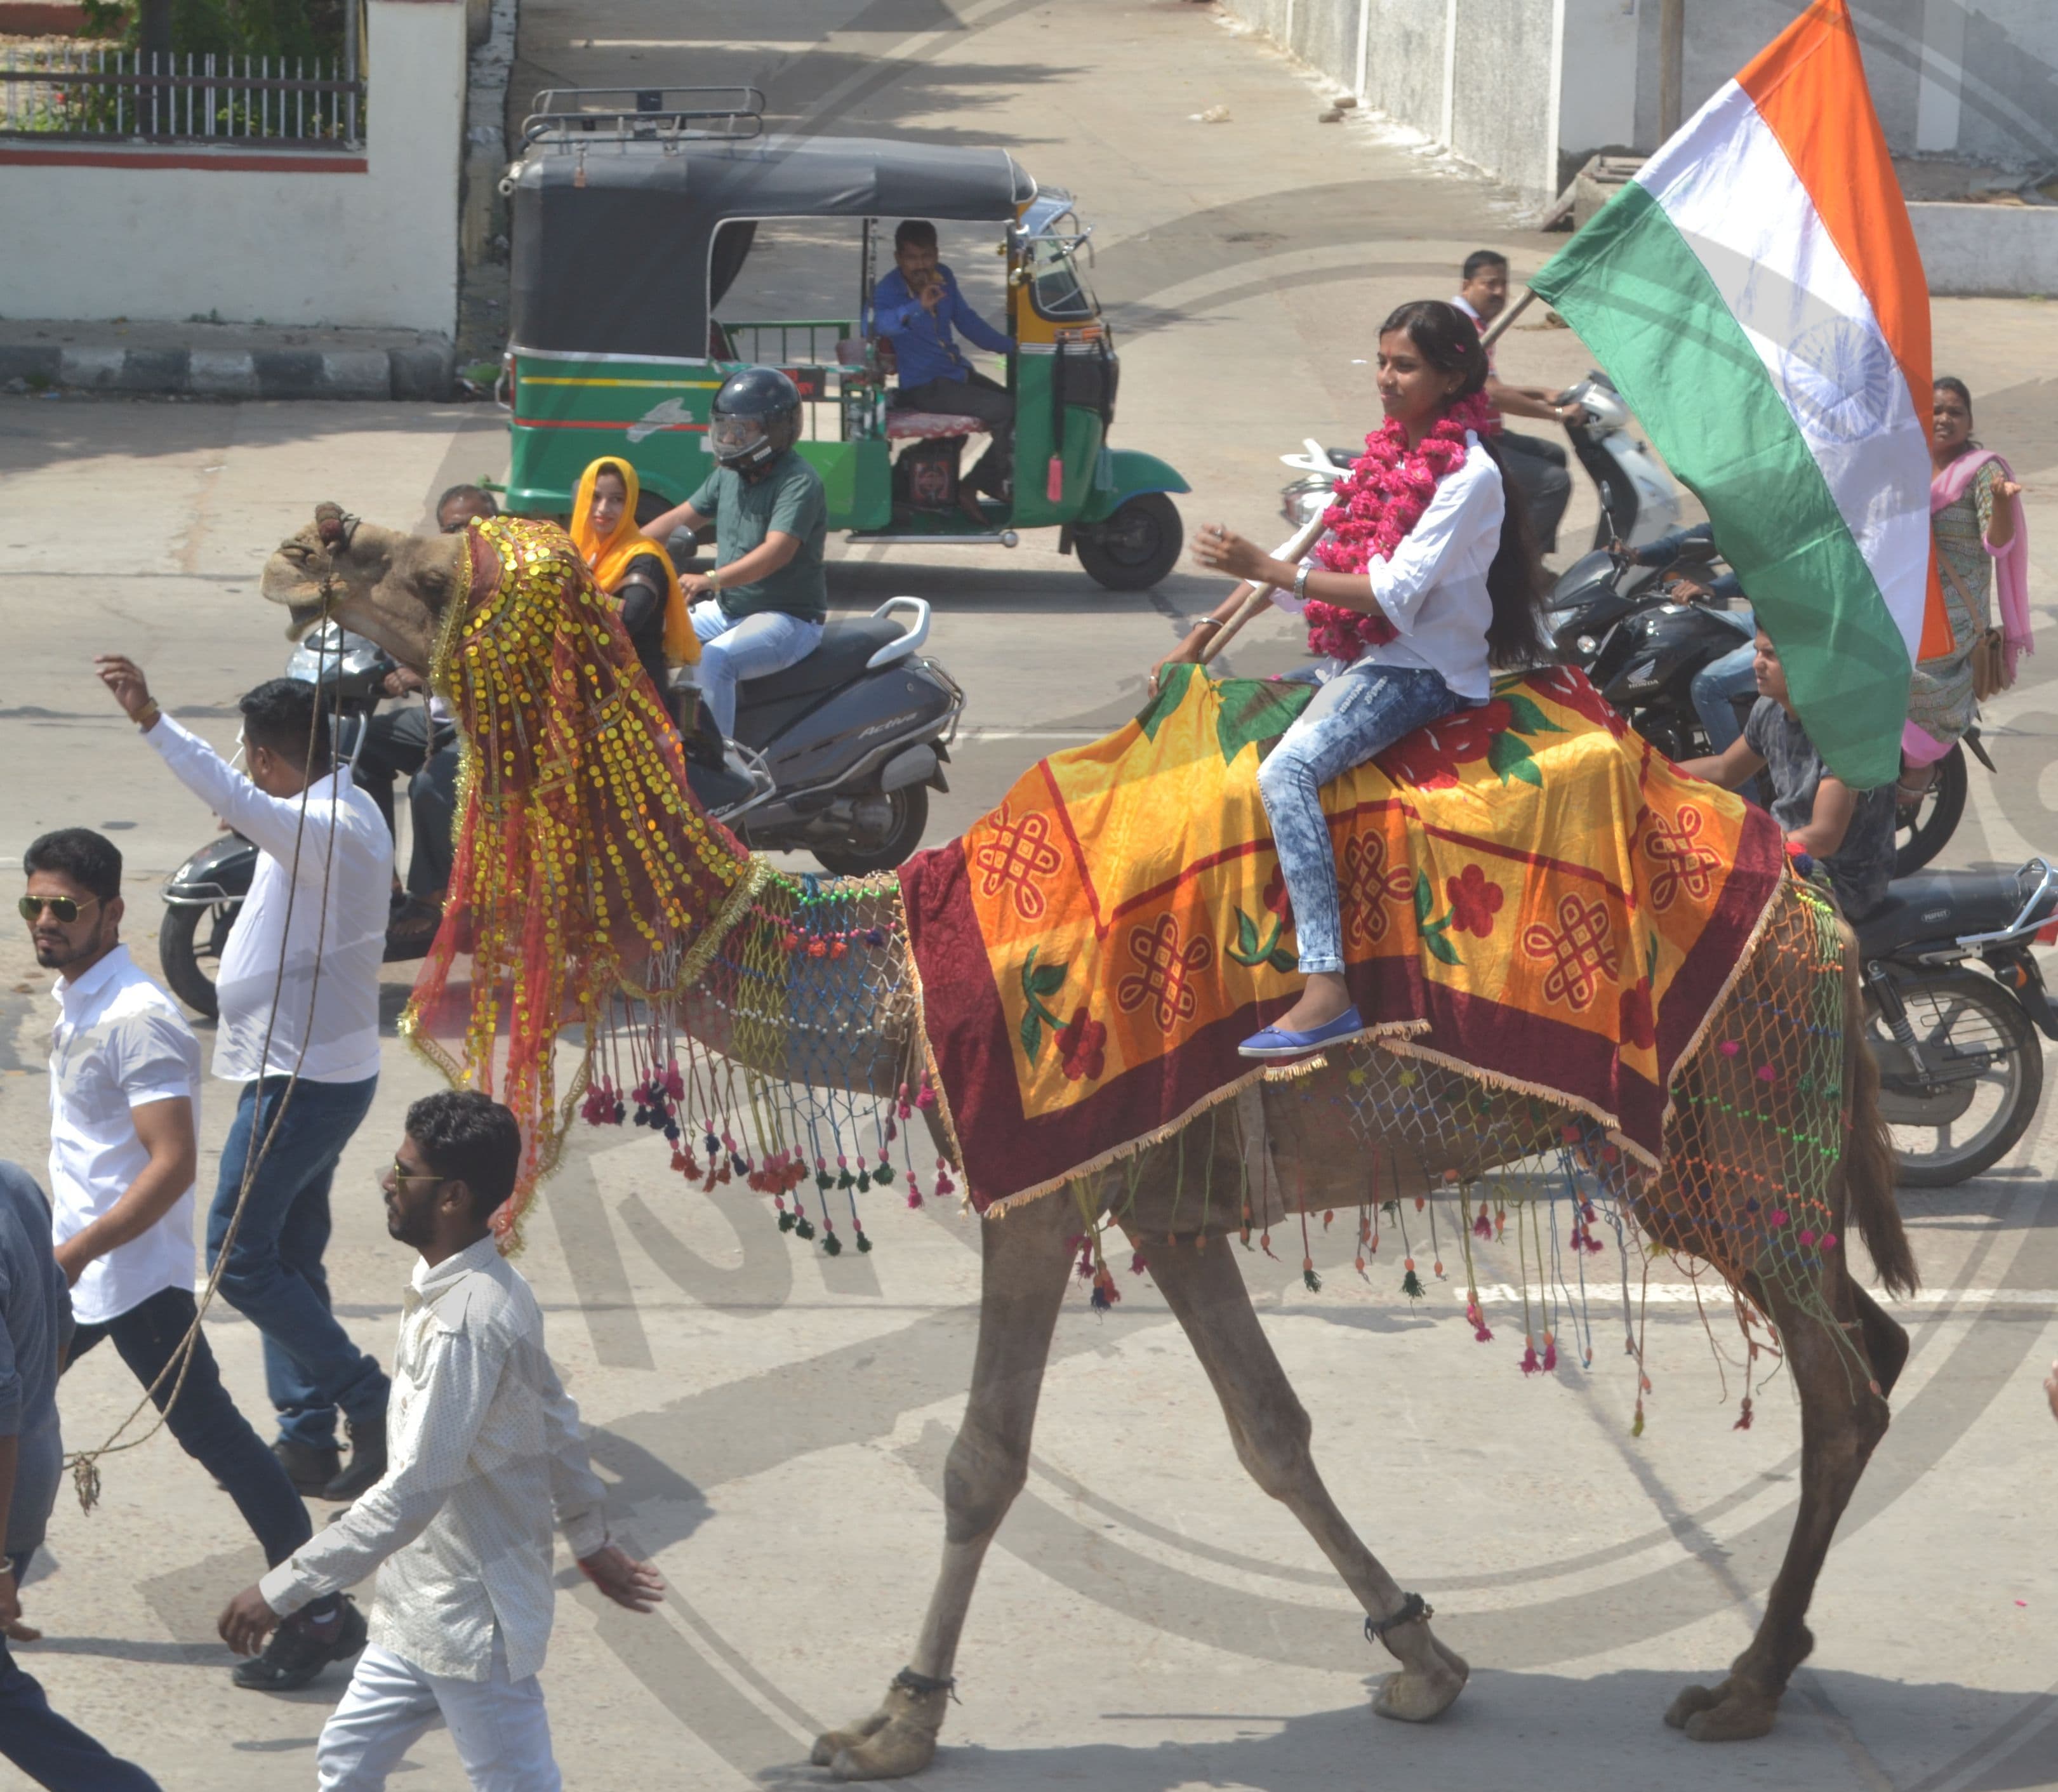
[
  {"xmin": 675, "ymin": 597, "xmax": 962, "ymax": 875},
  {"xmin": 1858, "ymin": 856, "xmax": 2058, "ymax": 1186},
  {"xmin": 158, "ymin": 623, "xmax": 432, "ymax": 1020},
  {"xmin": 1893, "ymin": 724, "xmax": 1994, "ymax": 879},
  {"xmin": 1277, "ymin": 371, "xmax": 1683, "ymax": 551}
]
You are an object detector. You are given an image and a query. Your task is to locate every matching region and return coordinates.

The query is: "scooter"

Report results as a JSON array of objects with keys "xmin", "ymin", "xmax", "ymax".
[
  {"xmin": 1277, "ymin": 371, "xmax": 1682, "ymax": 550},
  {"xmin": 1859, "ymin": 855, "xmax": 2058, "ymax": 1186},
  {"xmin": 675, "ymin": 597, "xmax": 962, "ymax": 875}
]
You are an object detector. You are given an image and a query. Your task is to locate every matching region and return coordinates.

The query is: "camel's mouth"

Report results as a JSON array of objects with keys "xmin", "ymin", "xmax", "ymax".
[{"xmin": 284, "ymin": 601, "xmax": 325, "ymax": 640}]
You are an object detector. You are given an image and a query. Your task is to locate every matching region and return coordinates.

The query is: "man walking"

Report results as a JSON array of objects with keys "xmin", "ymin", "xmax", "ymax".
[
  {"xmin": 23, "ymin": 827, "xmax": 366, "ymax": 1692},
  {"xmin": 0, "ymin": 1156, "xmax": 164, "ymax": 1789},
  {"xmin": 218, "ymin": 1092, "xmax": 665, "ymax": 1790},
  {"xmin": 94, "ymin": 658, "xmax": 394, "ymax": 1504},
  {"xmin": 1451, "ymin": 248, "xmax": 1579, "ymax": 551}
]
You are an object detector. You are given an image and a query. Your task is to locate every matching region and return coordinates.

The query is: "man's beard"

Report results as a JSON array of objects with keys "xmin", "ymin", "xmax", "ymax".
[{"xmin": 34, "ymin": 936, "xmax": 86, "ymax": 969}]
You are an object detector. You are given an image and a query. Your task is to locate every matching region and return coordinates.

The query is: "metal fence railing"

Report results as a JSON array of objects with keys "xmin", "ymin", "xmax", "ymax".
[
  {"xmin": 717, "ymin": 320, "xmax": 870, "ymax": 442},
  {"xmin": 0, "ymin": 46, "xmax": 364, "ymax": 146}
]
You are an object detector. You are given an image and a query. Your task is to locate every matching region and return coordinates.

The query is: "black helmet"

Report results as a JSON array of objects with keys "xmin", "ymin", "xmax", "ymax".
[{"xmin": 710, "ymin": 366, "xmax": 802, "ymax": 472}]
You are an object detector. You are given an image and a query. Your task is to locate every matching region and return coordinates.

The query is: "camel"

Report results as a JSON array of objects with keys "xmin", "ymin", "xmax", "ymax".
[{"xmin": 262, "ymin": 508, "xmax": 1918, "ymax": 1775}]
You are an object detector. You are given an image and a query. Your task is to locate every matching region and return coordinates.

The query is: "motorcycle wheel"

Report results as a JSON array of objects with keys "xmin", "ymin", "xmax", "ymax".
[
  {"xmin": 1892, "ymin": 744, "xmax": 1967, "ymax": 878},
  {"xmin": 811, "ymin": 786, "xmax": 928, "ymax": 877},
  {"xmin": 1077, "ymin": 494, "xmax": 1183, "ymax": 592},
  {"xmin": 159, "ymin": 901, "xmax": 236, "ymax": 1021},
  {"xmin": 1866, "ymin": 969, "xmax": 2043, "ymax": 1186}
]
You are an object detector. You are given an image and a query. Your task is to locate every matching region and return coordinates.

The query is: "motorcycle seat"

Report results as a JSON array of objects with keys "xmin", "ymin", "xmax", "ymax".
[
  {"xmin": 739, "ymin": 617, "xmax": 908, "ymax": 703},
  {"xmin": 1854, "ymin": 866, "xmax": 2035, "ymax": 957}
]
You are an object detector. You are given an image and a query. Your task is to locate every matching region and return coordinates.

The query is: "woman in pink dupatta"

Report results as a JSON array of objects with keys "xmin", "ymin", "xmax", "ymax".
[{"xmin": 1901, "ymin": 376, "xmax": 2030, "ymax": 800}]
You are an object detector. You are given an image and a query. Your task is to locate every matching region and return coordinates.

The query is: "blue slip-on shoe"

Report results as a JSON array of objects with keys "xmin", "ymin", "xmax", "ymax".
[{"xmin": 1237, "ymin": 1006, "xmax": 1365, "ymax": 1060}]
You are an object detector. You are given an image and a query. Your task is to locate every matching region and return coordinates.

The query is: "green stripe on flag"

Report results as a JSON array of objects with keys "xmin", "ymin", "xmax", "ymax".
[{"xmin": 1532, "ymin": 182, "xmax": 1909, "ymax": 789}]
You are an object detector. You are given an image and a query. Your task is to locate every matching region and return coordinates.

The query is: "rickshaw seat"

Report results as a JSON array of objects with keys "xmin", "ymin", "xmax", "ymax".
[{"xmin": 883, "ymin": 410, "xmax": 986, "ymax": 441}]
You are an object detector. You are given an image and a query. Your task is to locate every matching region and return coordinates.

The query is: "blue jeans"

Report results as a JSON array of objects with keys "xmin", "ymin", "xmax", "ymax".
[
  {"xmin": 209, "ymin": 1075, "xmax": 388, "ymax": 1451},
  {"xmin": 3, "ymin": 1556, "xmax": 163, "ymax": 1791},
  {"xmin": 689, "ymin": 600, "xmax": 825, "ymax": 738},
  {"xmin": 1692, "ymin": 622, "xmax": 1758, "ymax": 753},
  {"xmin": 1256, "ymin": 663, "xmax": 1463, "ymax": 976},
  {"xmin": 68, "ymin": 1285, "xmax": 314, "ymax": 1567}
]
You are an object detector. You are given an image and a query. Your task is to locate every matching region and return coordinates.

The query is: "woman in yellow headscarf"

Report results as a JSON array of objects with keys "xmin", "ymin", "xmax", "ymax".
[{"xmin": 569, "ymin": 457, "xmax": 700, "ymax": 706}]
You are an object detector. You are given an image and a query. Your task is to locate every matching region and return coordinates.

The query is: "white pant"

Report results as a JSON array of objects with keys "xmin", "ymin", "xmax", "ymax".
[{"xmin": 316, "ymin": 1642, "xmax": 561, "ymax": 1792}]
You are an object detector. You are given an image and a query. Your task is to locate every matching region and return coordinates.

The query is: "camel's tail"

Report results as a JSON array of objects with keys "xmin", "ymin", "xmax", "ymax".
[{"xmin": 1839, "ymin": 930, "xmax": 1917, "ymax": 1298}]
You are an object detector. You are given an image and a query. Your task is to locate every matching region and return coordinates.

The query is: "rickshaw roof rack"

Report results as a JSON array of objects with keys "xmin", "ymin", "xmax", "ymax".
[{"xmin": 522, "ymin": 85, "xmax": 766, "ymax": 146}]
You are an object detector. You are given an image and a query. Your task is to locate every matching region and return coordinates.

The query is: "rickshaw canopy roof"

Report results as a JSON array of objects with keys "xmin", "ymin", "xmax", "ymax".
[{"xmin": 509, "ymin": 135, "xmax": 1037, "ymax": 359}]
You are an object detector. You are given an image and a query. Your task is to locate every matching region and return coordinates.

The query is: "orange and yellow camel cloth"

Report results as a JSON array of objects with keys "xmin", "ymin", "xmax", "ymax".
[{"xmin": 899, "ymin": 663, "xmax": 1788, "ymax": 1211}]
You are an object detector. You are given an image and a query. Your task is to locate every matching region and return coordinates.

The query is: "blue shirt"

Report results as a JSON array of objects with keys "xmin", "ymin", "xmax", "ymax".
[
  {"xmin": 870, "ymin": 263, "xmax": 1012, "ymax": 390},
  {"xmin": 0, "ymin": 1160, "xmax": 69, "ymax": 1559}
]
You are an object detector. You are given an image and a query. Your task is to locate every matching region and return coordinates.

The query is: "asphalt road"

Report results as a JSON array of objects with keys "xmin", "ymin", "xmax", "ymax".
[{"xmin": 3, "ymin": 3, "xmax": 2058, "ymax": 1789}]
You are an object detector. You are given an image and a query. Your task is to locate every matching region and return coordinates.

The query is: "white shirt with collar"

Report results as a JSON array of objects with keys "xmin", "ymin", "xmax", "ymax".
[
  {"xmin": 1277, "ymin": 435, "xmax": 1505, "ymax": 702},
  {"xmin": 258, "ymin": 1235, "xmax": 610, "ymax": 1683},
  {"xmin": 1450, "ymin": 291, "xmax": 1497, "ymax": 373},
  {"xmin": 144, "ymin": 712, "xmax": 392, "ymax": 1084},
  {"xmin": 48, "ymin": 944, "xmax": 203, "ymax": 1326}
]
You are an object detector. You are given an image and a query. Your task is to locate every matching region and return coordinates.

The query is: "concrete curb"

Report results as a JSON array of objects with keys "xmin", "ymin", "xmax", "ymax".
[{"xmin": 0, "ymin": 340, "xmax": 456, "ymax": 400}]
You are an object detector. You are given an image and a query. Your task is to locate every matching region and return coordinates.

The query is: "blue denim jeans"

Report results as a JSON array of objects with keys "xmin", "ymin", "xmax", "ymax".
[
  {"xmin": 67, "ymin": 1285, "xmax": 314, "ymax": 1567},
  {"xmin": 1692, "ymin": 626, "xmax": 1758, "ymax": 754},
  {"xmin": 689, "ymin": 600, "xmax": 825, "ymax": 738},
  {"xmin": 2, "ymin": 1555, "xmax": 163, "ymax": 1791},
  {"xmin": 1256, "ymin": 663, "xmax": 1463, "ymax": 976},
  {"xmin": 208, "ymin": 1074, "xmax": 388, "ymax": 1451}
]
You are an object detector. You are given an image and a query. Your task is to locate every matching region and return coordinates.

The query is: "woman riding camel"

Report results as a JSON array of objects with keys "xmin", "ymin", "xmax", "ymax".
[
  {"xmin": 569, "ymin": 456, "xmax": 697, "ymax": 709},
  {"xmin": 1901, "ymin": 376, "xmax": 2029, "ymax": 806},
  {"xmin": 1187, "ymin": 298, "xmax": 1546, "ymax": 1060}
]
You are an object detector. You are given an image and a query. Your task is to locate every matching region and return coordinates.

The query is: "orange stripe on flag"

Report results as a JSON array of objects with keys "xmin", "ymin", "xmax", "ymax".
[{"xmin": 1739, "ymin": 0, "xmax": 1949, "ymax": 660}]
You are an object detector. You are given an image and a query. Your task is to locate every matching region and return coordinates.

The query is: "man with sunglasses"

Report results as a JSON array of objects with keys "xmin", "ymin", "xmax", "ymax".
[
  {"xmin": 218, "ymin": 1092, "xmax": 663, "ymax": 1790},
  {"xmin": 22, "ymin": 828, "xmax": 366, "ymax": 1694},
  {"xmin": 93, "ymin": 660, "xmax": 396, "ymax": 1520}
]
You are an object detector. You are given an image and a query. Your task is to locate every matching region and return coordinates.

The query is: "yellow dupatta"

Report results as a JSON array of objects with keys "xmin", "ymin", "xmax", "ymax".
[{"xmin": 568, "ymin": 456, "xmax": 699, "ymax": 665}]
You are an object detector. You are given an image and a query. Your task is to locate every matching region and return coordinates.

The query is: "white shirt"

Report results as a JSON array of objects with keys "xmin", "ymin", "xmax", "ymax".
[
  {"xmin": 1451, "ymin": 291, "xmax": 1497, "ymax": 373},
  {"xmin": 259, "ymin": 1235, "xmax": 610, "ymax": 1682},
  {"xmin": 1278, "ymin": 435, "xmax": 1504, "ymax": 701},
  {"xmin": 47, "ymin": 945, "xmax": 202, "ymax": 1326},
  {"xmin": 145, "ymin": 713, "xmax": 392, "ymax": 1084}
]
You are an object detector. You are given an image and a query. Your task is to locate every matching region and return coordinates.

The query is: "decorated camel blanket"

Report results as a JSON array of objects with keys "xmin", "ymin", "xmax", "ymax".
[{"xmin": 899, "ymin": 663, "xmax": 1787, "ymax": 1211}]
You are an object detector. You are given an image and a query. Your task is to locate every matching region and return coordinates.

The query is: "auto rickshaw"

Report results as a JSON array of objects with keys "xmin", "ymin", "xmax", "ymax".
[{"xmin": 498, "ymin": 88, "xmax": 1189, "ymax": 590}]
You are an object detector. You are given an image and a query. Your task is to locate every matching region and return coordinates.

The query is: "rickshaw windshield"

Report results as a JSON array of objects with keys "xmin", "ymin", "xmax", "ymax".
[{"xmin": 1020, "ymin": 208, "xmax": 1096, "ymax": 322}]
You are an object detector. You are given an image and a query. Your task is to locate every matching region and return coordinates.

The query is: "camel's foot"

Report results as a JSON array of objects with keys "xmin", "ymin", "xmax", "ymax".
[
  {"xmin": 1370, "ymin": 1626, "xmax": 1468, "ymax": 1724},
  {"xmin": 1663, "ymin": 1676, "xmax": 1780, "ymax": 1742},
  {"xmin": 815, "ymin": 1678, "xmax": 951, "ymax": 1781}
]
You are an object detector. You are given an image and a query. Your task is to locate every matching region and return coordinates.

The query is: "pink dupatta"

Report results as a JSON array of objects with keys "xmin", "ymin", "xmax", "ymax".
[{"xmin": 1933, "ymin": 448, "xmax": 2032, "ymax": 680}]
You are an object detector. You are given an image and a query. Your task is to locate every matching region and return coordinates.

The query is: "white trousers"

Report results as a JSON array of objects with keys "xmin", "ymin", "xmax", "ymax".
[{"xmin": 316, "ymin": 1643, "xmax": 561, "ymax": 1792}]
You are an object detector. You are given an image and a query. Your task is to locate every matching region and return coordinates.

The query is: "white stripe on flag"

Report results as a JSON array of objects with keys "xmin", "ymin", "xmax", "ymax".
[{"xmin": 1636, "ymin": 82, "xmax": 1932, "ymax": 662}]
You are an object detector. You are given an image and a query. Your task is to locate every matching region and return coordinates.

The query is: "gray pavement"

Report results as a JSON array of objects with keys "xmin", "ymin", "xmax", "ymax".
[{"xmin": 3, "ymin": 1, "xmax": 2058, "ymax": 1788}]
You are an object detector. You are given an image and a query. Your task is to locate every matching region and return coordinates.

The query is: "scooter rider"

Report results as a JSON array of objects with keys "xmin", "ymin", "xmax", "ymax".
[
  {"xmin": 1452, "ymin": 250, "xmax": 1579, "ymax": 553},
  {"xmin": 641, "ymin": 368, "xmax": 828, "ymax": 741},
  {"xmin": 1624, "ymin": 521, "xmax": 1758, "ymax": 753}
]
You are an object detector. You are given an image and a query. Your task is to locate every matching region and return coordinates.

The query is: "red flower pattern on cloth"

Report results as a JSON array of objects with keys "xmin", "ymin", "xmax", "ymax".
[
  {"xmin": 1374, "ymin": 698, "xmax": 1513, "ymax": 791},
  {"xmin": 1056, "ymin": 1007, "xmax": 1107, "ymax": 1082},
  {"xmin": 1445, "ymin": 863, "xmax": 1504, "ymax": 937},
  {"xmin": 1527, "ymin": 665, "xmax": 1628, "ymax": 740},
  {"xmin": 1303, "ymin": 390, "xmax": 1501, "ymax": 663},
  {"xmin": 1617, "ymin": 979, "xmax": 1657, "ymax": 1052}
]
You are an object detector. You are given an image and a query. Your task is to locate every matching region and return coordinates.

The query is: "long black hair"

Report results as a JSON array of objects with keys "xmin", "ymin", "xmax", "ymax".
[{"xmin": 1381, "ymin": 298, "xmax": 1548, "ymax": 668}]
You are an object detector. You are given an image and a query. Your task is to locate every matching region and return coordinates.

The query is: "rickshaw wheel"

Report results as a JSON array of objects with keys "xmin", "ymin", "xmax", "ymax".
[{"xmin": 1078, "ymin": 493, "xmax": 1183, "ymax": 591}]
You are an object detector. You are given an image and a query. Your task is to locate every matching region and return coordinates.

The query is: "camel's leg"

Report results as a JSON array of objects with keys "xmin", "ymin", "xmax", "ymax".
[
  {"xmin": 1664, "ymin": 1270, "xmax": 1892, "ymax": 1741},
  {"xmin": 1140, "ymin": 1230, "xmax": 1469, "ymax": 1722},
  {"xmin": 816, "ymin": 1188, "xmax": 1075, "ymax": 1781}
]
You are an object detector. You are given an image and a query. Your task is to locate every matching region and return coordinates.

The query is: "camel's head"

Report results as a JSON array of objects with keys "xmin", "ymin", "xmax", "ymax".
[{"xmin": 260, "ymin": 503, "xmax": 466, "ymax": 675}]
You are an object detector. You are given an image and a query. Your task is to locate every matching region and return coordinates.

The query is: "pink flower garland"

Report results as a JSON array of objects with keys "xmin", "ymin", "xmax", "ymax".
[{"xmin": 1303, "ymin": 390, "xmax": 1500, "ymax": 663}]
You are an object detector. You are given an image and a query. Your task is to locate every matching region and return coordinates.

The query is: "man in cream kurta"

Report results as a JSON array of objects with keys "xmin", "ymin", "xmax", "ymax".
[{"xmin": 217, "ymin": 1092, "xmax": 663, "ymax": 1791}]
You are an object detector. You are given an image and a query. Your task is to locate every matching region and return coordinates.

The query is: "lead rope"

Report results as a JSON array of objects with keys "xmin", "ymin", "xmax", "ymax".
[{"xmin": 68, "ymin": 592, "xmax": 352, "ymax": 1509}]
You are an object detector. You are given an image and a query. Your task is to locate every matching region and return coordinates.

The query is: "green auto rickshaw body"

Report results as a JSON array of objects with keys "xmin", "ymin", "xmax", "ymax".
[{"xmin": 502, "ymin": 105, "xmax": 1189, "ymax": 587}]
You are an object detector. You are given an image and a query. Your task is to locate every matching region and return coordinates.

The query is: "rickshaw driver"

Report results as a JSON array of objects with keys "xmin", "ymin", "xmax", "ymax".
[
  {"xmin": 640, "ymin": 368, "xmax": 829, "ymax": 742},
  {"xmin": 870, "ymin": 219, "xmax": 1017, "ymax": 524}
]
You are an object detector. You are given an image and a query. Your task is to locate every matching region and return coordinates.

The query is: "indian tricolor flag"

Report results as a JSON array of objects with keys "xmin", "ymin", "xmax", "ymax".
[{"xmin": 1531, "ymin": 0, "xmax": 1942, "ymax": 789}]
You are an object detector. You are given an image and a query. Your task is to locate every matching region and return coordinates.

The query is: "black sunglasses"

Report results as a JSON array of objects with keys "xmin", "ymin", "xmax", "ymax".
[{"xmin": 19, "ymin": 894, "xmax": 99, "ymax": 924}]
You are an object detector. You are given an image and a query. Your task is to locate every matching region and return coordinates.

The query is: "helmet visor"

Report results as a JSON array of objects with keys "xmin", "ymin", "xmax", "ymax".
[{"xmin": 710, "ymin": 413, "xmax": 770, "ymax": 463}]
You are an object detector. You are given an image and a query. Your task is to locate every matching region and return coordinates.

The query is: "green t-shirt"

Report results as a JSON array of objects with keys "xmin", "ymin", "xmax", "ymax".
[{"xmin": 687, "ymin": 450, "xmax": 828, "ymax": 623}]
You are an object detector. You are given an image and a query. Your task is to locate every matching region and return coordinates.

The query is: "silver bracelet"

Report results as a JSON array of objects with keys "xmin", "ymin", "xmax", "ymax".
[
  {"xmin": 1292, "ymin": 563, "xmax": 1312, "ymax": 604},
  {"xmin": 1192, "ymin": 616, "xmax": 1221, "ymax": 633}
]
